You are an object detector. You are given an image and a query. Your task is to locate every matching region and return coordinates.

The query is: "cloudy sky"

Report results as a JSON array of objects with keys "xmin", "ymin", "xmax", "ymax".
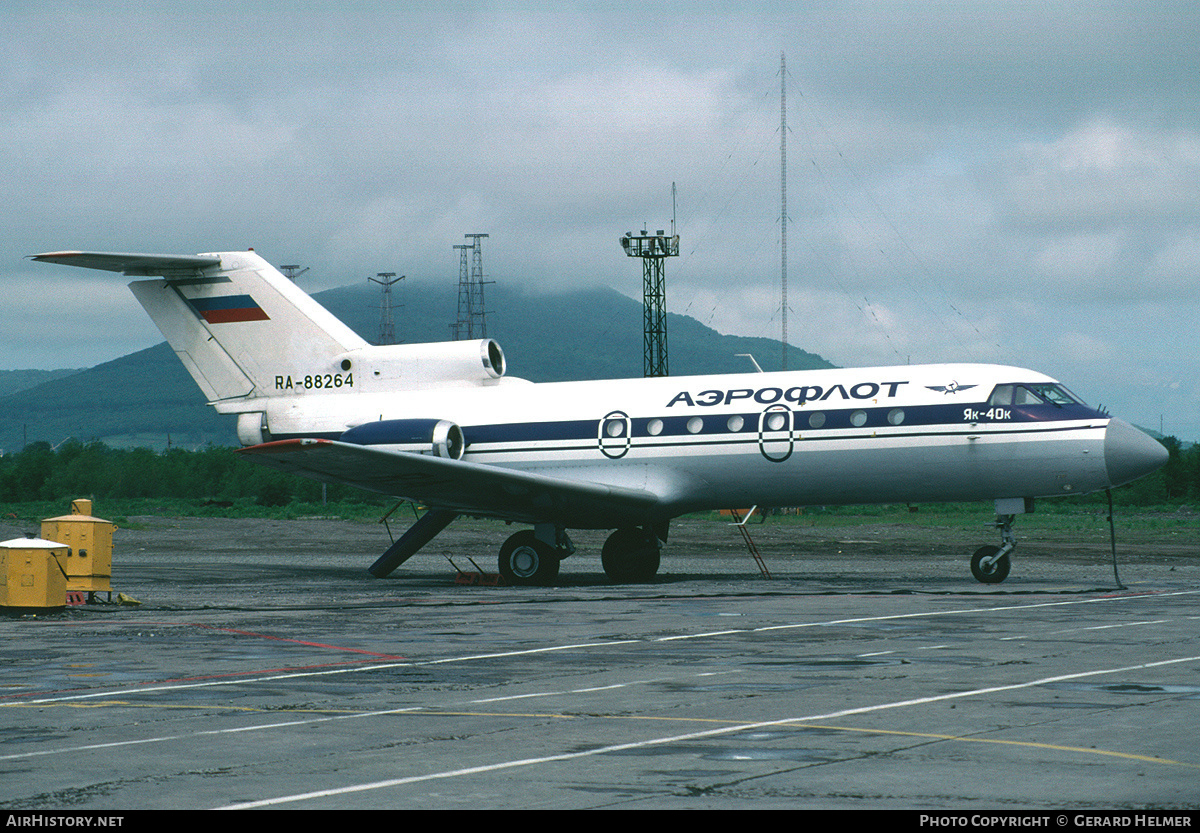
[{"xmin": 3, "ymin": 1, "xmax": 1198, "ymax": 437}]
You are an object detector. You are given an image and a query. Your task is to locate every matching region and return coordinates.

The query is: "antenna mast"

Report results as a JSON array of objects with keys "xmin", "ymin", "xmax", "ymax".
[
  {"xmin": 780, "ymin": 51, "xmax": 788, "ymax": 372},
  {"xmin": 621, "ymin": 189, "xmax": 679, "ymax": 378}
]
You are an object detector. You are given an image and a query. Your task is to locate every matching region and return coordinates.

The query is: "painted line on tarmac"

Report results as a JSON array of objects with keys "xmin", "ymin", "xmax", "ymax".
[
  {"xmin": 0, "ymin": 672, "xmax": 723, "ymax": 762},
  {"xmin": 4, "ymin": 640, "xmax": 642, "ymax": 707},
  {"xmin": 10, "ymin": 591, "xmax": 1198, "ymax": 708},
  {"xmin": 0, "ymin": 706, "xmax": 427, "ymax": 762},
  {"xmin": 217, "ymin": 652, "xmax": 1200, "ymax": 809}
]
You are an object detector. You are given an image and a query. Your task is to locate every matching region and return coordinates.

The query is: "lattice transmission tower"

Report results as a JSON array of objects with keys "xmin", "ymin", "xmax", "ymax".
[
  {"xmin": 279, "ymin": 264, "xmax": 309, "ymax": 282},
  {"xmin": 368, "ymin": 271, "xmax": 404, "ymax": 345},
  {"xmin": 451, "ymin": 244, "xmax": 471, "ymax": 340},
  {"xmin": 452, "ymin": 234, "xmax": 492, "ymax": 339}
]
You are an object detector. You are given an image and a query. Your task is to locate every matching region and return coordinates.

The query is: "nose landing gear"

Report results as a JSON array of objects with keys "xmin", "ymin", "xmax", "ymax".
[{"xmin": 970, "ymin": 512, "xmax": 1018, "ymax": 584}]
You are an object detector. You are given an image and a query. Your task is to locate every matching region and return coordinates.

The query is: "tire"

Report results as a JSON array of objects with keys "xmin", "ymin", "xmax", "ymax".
[
  {"xmin": 601, "ymin": 527, "xmax": 661, "ymax": 583},
  {"xmin": 498, "ymin": 531, "xmax": 560, "ymax": 586},
  {"xmin": 970, "ymin": 545, "xmax": 1011, "ymax": 584}
]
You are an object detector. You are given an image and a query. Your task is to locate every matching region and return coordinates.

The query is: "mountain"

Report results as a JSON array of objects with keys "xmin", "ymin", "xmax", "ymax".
[
  {"xmin": 0, "ymin": 368, "xmax": 82, "ymax": 398},
  {"xmin": 0, "ymin": 279, "xmax": 833, "ymax": 452}
]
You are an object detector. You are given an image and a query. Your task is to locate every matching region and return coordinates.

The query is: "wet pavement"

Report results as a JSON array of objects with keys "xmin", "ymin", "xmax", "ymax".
[{"xmin": 1, "ymin": 513, "xmax": 1198, "ymax": 810}]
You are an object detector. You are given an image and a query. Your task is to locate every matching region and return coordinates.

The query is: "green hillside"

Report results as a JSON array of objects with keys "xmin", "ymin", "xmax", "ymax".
[
  {"xmin": 0, "ymin": 279, "xmax": 833, "ymax": 452},
  {"xmin": 0, "ymin": 368, "xmax": 82, "ymax": 398}
]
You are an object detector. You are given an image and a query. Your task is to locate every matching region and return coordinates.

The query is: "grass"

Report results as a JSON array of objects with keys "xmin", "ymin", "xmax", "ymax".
[
  {"xmin": 0, "ymin": 497, "xmax": 392, "ymax": 526},
  {"xmin": 4, "ymin": 496, "xmax": 1198, "ymax": 538}
]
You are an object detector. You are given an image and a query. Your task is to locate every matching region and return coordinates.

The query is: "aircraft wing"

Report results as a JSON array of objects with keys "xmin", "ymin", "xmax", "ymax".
[
  {"xmin": 239, "ymin": 438, "xmax": 661, "ymax": 528},
  {"xmin": 29, "ymin": 251, "xmax": 222, "ymax": 276}
]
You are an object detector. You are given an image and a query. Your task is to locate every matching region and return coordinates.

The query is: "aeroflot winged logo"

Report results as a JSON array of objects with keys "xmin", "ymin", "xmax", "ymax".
[
  {"xmin": 187, "ymin": 294, "xmax": 270, "ymax": 324},
  {"xmin": 926, "ymin": 381, "xmax": 977, "ymax": 395}
]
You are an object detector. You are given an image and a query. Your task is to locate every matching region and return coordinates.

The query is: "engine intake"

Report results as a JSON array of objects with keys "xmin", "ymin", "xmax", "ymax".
[
  {"xmin": 340, "ymin": 418, "xmax": 465, "ymax": 460},
  {"xmin": 332, "ymin": 338, "xmax": 506, "ymax": 390}
]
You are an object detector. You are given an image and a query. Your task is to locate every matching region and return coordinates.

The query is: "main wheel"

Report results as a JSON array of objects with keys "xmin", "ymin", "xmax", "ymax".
[
  {"xmin": 498, "ymin": 531, "xmax": 560, "ymax": 586},
  {"xmin": 970, "ymin": 545, "xmax": 1011, "ymax": 584},
  {"xmin": 601, "ymin": 527, "xmax": 661, "ymax": 583}
]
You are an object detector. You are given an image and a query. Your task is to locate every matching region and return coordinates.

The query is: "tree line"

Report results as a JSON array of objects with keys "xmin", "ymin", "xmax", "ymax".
[
  {"xmin": 0, "ymin": 440, "xmax": 382, "ymax": 508},
  {"xmin": 0, "ymin": 435, "xmax": 1194, "ymax": 510}
]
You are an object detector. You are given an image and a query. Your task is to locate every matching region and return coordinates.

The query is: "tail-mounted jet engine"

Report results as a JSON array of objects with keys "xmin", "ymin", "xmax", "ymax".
[{"xmin": 341, "ymin": 418, "xmax": 465, "ymax": 460}]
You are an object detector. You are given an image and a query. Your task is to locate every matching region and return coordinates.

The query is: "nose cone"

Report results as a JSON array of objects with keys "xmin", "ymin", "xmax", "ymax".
[{"xmin": 1104, "ymin": 418, "xmax": 1169, "ymax": 487}]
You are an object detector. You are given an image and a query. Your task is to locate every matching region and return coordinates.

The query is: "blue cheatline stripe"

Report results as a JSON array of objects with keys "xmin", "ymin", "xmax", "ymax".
[
  {"xmin": 265, "ymin": 421, "xmax": 1103, "ymax": 460},
  {"xmin": 262, "ymin": 404, "xmax": 1105, "ymax": 456}
]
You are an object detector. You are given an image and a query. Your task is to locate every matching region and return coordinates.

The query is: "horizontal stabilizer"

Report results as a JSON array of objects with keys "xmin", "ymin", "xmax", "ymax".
[
  {"xmin": 30, "ymin": 251, "xmax": 223, "ymax": 276},
  {"xmin": 239, "ymin": 438, "xmax": 659, "ymax": 529}
]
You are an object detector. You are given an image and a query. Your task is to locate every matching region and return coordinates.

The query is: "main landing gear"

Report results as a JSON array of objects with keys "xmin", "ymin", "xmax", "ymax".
[
  {"xmin": 496, "ymin": 524, "xmax": 665, "ymax": 586},
  {"xmin": 498, "ymin": 526, "xmax": 573, "ymax": 586},
  {"xmin": 600, "ymin": 527, "xmax": 662, "ymax": 584},
  {"xmin": 372, "ymin": 508, "xmax": 666, "ymax": 587}
]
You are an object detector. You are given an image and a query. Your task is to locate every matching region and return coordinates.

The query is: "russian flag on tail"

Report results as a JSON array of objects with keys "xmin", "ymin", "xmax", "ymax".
[{"xmin": 188, "ymin": 294, "xmax": 270, "ymax": 323}]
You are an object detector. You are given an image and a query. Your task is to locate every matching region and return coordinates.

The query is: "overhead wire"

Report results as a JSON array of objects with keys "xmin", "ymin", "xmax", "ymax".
[
  {"xmin": 599, "ymin": 57, "xmax": 1003, "ymax": 367},
  {"xmin": 789, "ymin": 76, "xmax": 1004, "ymax": 361}
]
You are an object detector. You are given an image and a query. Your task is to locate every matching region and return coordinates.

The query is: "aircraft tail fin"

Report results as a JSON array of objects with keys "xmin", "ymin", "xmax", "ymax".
[{"xmin": 32, "ymin": 250, "xmax": 368, "ymax": 403}]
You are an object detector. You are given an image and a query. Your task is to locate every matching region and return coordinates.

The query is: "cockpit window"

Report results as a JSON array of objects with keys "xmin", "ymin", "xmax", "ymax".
[
  {"xmin": 988, "ymin": 383, "xmax": 1085, "ymax": 407},
  {"xmin": 1026, "ymin": 384, "xmax": 1083, "ymax": 406},
  {"xmin": 988, "ymin": 385, "xmax": 1014, "ymax": 406}
]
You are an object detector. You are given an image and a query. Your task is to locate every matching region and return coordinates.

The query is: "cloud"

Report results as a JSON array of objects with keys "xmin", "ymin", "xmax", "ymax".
[
  {"xmin": 1002, "ymin": 118, "xmax": 1200, "ymax": 232},
  {"xmin": 4, "ymin": 2, "xmax": 1200, "ymax": 437}
]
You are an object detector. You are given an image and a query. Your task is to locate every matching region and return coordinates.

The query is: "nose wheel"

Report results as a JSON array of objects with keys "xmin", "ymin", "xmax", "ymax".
[
  {"xmin": 970, "ymin": 544, "xmax": 1011, "ymax": 583},
  {"xmin": 970, "ymin": 513, "xmax": 1016, "ymax": 584}
]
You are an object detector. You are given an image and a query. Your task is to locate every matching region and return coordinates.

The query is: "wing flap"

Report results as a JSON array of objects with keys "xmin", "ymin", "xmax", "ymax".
[{"xmin": 239, "ymin": 439, "xmax": 660, "ymax": 528}]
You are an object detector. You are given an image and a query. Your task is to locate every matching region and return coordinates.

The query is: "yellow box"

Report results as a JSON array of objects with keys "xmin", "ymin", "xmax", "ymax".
[
  {"xmin": 40, "ymin": 500, "xmax": 114, "ymax": 593},
  {"xmin": 0, "ymin": 538, "xmax": 68, "ymax": 610}
]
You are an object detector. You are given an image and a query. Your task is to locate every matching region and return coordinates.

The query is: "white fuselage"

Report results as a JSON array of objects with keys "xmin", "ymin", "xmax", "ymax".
[{"xmin": 253, "ymin": 362, "xmax": 1114, "ymax": 525}]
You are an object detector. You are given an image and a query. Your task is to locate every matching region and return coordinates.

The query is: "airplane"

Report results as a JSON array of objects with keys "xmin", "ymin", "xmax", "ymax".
[{"xmin": 32, "ymin": 248, "xmax": 1168, "ymax": 586}]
